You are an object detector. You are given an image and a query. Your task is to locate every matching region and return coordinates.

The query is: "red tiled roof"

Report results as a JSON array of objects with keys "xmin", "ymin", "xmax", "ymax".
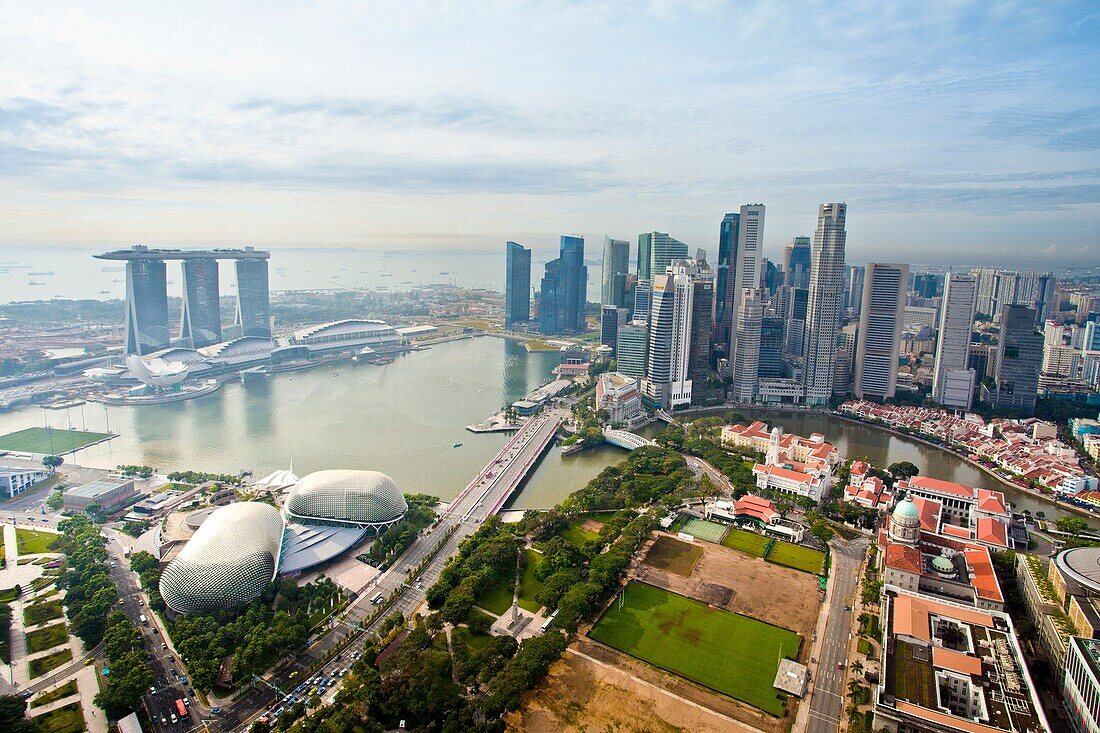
[
  {"xmin": 940, "ymin": 523, "xmax": 971, "ymax": 539},
  {"xmin": 911, "ymin": 496, "xmax": 941, "ymax": 532},
  {"xmin": 907, "ymin": 475, "xmax": 974, "ymax": 498},
  {"xmin": 885, "ymin": 542, "xmax": 923, "ymax": 574},
  {"xmin": 851, "ymin": 460, "xmax": 868, "ymax": 474},
  {"xmin": 975, "ymin": 489, "xmax": 1008, "ymax": 515},
  {"xmin": 976, "ymin": 517, "xmax": 1008, "ymax": 547},
  {"xmin": 753, "ymin": 464, "xmax": 813, "ymax": 484}
]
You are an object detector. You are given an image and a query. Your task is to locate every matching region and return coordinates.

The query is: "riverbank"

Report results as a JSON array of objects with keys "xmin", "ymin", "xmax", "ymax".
[{"xmin": 831, "ymin": 411, "xmax": 1095, "ymax": 519}]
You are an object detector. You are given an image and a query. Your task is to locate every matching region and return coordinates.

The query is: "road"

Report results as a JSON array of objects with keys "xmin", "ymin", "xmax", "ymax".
[
  {"xmin": 684, "ymin": 455, "xmax": 736, "ymax": 494},
  {"xmin": 806, "ymin": 536, "xmax": 870, "ymax": 733},
  {"xmin": 208, "ymin": 407, "xmax": 567, "ymax": 732},
  {"xmin": 101, "ymin": 533, "xmax": 198, "ymax": 730}
]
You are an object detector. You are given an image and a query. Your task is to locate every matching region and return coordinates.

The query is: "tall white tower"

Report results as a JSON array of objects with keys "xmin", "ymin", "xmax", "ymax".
[
  {"xmin": 766, "ymin": 427, "xmax": 781, "ymax": 466},
  {"xmin": 802, "ymin": 203, "xmax": 847, "ymax": 405},
  {"xmin": 642, "ymin": 260, "xmax": 700, "ymax": 410},
  {"xmin": 854, "ymin": 262, "xmax": 908, "ymax": 399},
  {"xmin": 933, "ymin": 272, "xmax": 978, "ymax": 409},
  {"xmin": 728, "ymin": 204, "xmax": 766, "ymax": 366}
]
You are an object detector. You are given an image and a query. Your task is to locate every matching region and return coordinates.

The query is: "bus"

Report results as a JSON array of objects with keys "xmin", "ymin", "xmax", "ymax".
[
  {"xmin": 123, "ymin": 546, "xmax": 132, "ymax": 558},
  {"xmin": 175, "ymin": 699, "xmax": 187, "ymax": 718},
  {"xmin": 139, "ymin": 614, "xmax": 148, "ymax": 626}
]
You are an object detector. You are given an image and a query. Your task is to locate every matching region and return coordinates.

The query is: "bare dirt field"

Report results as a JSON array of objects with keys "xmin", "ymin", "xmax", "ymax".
[
  {"xmin": 506, "ymin": 643, "xmax": 768, "ymax": 733},
  {"xmin": 643, "ymin": 536, "xmax": 702, "ymax": 576},
  {"xmin": 638, "ymin": 532, "xmax": 821, "ymax": 655}
]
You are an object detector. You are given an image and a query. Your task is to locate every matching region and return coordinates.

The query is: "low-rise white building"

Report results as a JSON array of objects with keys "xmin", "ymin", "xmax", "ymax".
[
  {"xmin": 0, "ymin": 465, "xmax": 49, "ymax": 499},
  {"xmin": 595, "ymin": 372, "xmax": 642, "ymax": 424}
]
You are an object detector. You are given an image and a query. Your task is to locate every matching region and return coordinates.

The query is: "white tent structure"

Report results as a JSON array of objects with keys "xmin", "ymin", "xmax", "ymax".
[{"xmin": 252, "ymin": 462, "xmax": 299, "ymax": 492}]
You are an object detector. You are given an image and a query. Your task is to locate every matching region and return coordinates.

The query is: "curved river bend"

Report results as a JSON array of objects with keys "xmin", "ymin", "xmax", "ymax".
[{"xmin": 0, "ymin": 337, "xmax": 1076, "ymax": 519}]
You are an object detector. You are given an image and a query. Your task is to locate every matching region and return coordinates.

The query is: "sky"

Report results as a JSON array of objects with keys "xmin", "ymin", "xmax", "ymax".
[{"xmin": 1, "ymin": 1, "xmax": 1098, "ymax": 266}]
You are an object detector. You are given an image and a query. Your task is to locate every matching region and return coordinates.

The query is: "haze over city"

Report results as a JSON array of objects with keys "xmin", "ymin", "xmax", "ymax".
[{"xmin": 2, "ymin": 1, "xmax": 1098, "ymax": 264}]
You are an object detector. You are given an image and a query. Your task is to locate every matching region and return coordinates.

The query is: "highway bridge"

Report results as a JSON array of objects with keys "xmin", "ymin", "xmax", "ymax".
[{"xmin": 207, "ymin": 408, "xmax": 567, "ymax": 732}]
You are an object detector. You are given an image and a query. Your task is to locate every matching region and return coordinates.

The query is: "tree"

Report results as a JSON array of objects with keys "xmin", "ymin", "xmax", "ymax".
[
  {"xmin": 887, "ymin": 461, "xmax": 919, "ymax": 480},
  {"xmin": 1057, "ymin": 517, "xmax": 1090, "ymax": 535},
  {"xmin": 0, "ymin": 695, "xmax": 32, "ymax": 733},
  {"xmin": 42, "ymin": 454, "xmax": 64, "ymax": 470},
  {"xmin": 46, "ymin": 491, "xmax": 64, "ymax": 511}
]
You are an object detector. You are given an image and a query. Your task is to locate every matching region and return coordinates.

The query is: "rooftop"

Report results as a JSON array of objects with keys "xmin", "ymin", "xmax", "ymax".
[
  {"xmin": 883, "ymin": 591, "xmax": 1047, "ymax": 733},
  {"xmin": 65, "ymin": 477, "xmax": 132, "ymax": 499},
  {"xmin": 95, "ymin": 245, "xmax": 269, "ymax": 260}
]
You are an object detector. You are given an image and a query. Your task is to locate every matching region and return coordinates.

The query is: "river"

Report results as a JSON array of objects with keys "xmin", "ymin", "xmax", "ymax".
[{"xmin": 0, "ymin": 337, "xmax": 1075, "ymax": 518}]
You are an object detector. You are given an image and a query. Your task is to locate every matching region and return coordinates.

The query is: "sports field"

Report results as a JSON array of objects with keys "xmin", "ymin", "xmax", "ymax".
[
  {"xmin": 681, "ymin": 518, "xmax": 728, "ymax": 544},
  {"xmin": 0, "ymin": 427, "xmax": 112, "ymax": 454},
  {"xmin": 720, "ymin": 526, "xmax": 770, "ymax": 557},
  {"xmin": 768, "ymin": 542, "xmax": 826, "ymax": 575},
  {"xmin": 589, "ymin": 581, "xmax": 800, "ymax": 715},
  {"xmin": 644, "ymin": 536, "xmax": 702, "ymax": 576}
]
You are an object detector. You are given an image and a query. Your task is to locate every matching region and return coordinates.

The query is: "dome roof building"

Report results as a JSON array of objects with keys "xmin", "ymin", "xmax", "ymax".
[
  {"xmin": 284, "ymin": 470, "xmax": 408, "ymax": 530},
  {"xmin": 889, "ymin": 495, "xmax": 921, "ymax": 545},
  {"xmin": 160, "ymin": 502, "xmax": 285, "ymax": 614}
]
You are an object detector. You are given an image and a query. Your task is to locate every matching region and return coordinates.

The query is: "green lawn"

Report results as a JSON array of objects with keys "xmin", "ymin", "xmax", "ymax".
[
  {"xmin": 767, "ymin": 542, "xmax": 826, "ymax": 575},
  {"xmin": 29, "ymin": 648, "xmax": 73, "ymax": 678},
  {"xmin": 16, "ymin": 528, "xmax": 58, "ymax": 555},
  {"xmin": 25, "ymin": 600, "xmax": 64, "ymax": 626},
  {"xmin": 26, "ymin": 623, "xmax": 69, "ymax": 653},
  {"xmin": 720, "ymin": 527, "xmax": 770, "ymax": 557},
  {"xmin": 477, "ymin": 549, "xmax": 546, "ymax": 615},
  {"xmin": 680, "ymin": 518, "xmax": 728, "ymax": 544},
  {"xmin": 31, "ymin": 680, "xmax": 77, "ymax": 708},
  {"xmin": 452, "ymin": 626, "xmax": 493, "ymax": 654},
  {"xmin": 31, "ymin": 700, "xmax": 85, "ymax": 733},
  {"xmin": 0, "ymin": 426, "xmax": 112, "ymax": 455},
  {"xmin": 589, "ymin": 582, "xmax": 800, "ymax": 716},
  {"xmin": 644, "ymin": 536, "xmax": 702, "ymax": 576},
  {"xmin": 561, "ymin": 521, "xmax": 599, "ymax": 548},
  {"xmin": 0, "ymin": 586, "xmax": 19, "ymax": 603}
]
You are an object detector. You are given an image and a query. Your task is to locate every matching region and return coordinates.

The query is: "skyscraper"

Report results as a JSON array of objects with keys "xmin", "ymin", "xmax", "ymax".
[
  {"xmin": 600, "ymin": 305, "xmax": 629, "ymax": 355},
  {"xmin": 539, "ymin": 236, "xmax": 588, "ymax": 334},
  {"xmin": 732, "ymin": 288, "xmax": 764, "ymax": 403},
  {"xmin": 714, "ymin": 212, "xmax": 739, "ymax": 353},
  {"xmin": 784, "ymin": 236, "xmax": 812, "ymax": 289},
  {"xmin": 802, "ymin": 203, "xmax": 847, "ymax": 405},
  {"xmin": 854, "ymin": 262, "xmax": 908, "ymax": 399},
  {"xmin": 759, "ymin": 317, "xmax": 785, "ymax": 379},
  {"xmin": 180, "ymin": 259, "xmax": 222, "ymax": 348},
  {"xmin": 124, "ymin": 258, "xmax": 170, "ymax": 355},
  {"xmin": 845, "ymin": 265, "xmax": 865, "ymax": 318},
  {"xmin": 637, "ymin": 232, "xmax": 688, "ymax": 283},
  {"xmin": 234, "ymin": 257, "xmax": 271, "ymax": 338},
  {"xmin": 688, "ymin": 266, "xmax": 714, "ymax": 405},
  {"xmin": 601, "ymin": 236, "xmax": 630, "ymax": 307},
  {"xmin": 932, "ymin": 272, "xmax": 978, "ymax": 409},
  {"xmin": 505, "ymin": 241, "xmax": 532, "ymax": 329},
  {"xmin": 728, "ymin": 205, "xmax": 766, "ymax": 366},
  {"xmin": 784, "ymin": 287, "xmax": 809, "ymax": 357},
  {"xmin": 539, "ymin": 259, "xmax": 562, "ymax": 334},
  {"xmin": 616, "ymin": 321, "xmax": 649, "ymax": 379},
  {"xmin": 989, "ymin": 304, "xmax": 1042, "ymax": 414},
  {"xmin": 633, "ymin": 279, "xmax": 652, "ymax": 326},
  {"xmin": 643, "ymin": 260, "xmax": 700, "ymax": 409}
]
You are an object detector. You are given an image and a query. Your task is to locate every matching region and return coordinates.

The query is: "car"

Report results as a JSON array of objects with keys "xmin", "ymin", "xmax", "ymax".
[
  {"xmin": 837, "ymin": 661, "xmax": 845, "ymax": 669},
  {"xmin": 170, "ymin": 667, "xmax": 176, "ymax": 675},
  {"xmin": 20, "ymin": 690, "xmax": 33, "ymax": 699},
  {"xmin": 161, "ymin": 643, "xmax": 168, "ymax": 649},
  {"xmin": 150, "ymin": 686, "xmax": 157, "ymax": 694},
  {"xmin": 170, "ymin": 714, "xmax": 178, "ymax": 724},
  {"xmin": 152, "ymin": 627, "xmax": 159, "ymax": 634},
  {"xmin": 161, "ymin": 716, "xmax": 167, "ymax": 725},
  {"xmin": 180, "ymin": 676, "xmax": 188, "ymax": 685},
  {"xmin": 211, "ymin": 707, "xmax": 223, "ymax": 714},
  {"xmin": 183, "ymin": 698, "xmax": 190, "ymax": 707},
  {"xmin": 84, "ymin": 657, "xmax": 95, "ymax": 666},
  {"xmin": 119, "ymin": 598, "xmax": 126, "ymax": 604}
]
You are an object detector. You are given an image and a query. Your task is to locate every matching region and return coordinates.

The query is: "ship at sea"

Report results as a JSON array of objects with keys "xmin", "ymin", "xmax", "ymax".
[{"xmin": 28, "ymin": 270, "xmax": 54, "ymax": 276}]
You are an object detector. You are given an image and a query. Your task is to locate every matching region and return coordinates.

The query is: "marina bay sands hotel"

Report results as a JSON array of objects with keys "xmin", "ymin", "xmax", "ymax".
[{"xmin": 95, "ymin": 245, "xmax": 271, "ymax": 355}]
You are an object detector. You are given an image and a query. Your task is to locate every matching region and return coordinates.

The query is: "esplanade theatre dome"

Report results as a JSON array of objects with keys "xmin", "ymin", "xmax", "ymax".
[
  {"xmin": 160, "ymin": 502, "xmax": 285, "ymax": 614},
  {"xmin": 284, "ymin": 470, "xmax": 408, "ymax": 529}
]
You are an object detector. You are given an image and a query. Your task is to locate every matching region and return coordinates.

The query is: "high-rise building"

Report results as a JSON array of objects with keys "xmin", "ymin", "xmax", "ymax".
[
  {"xmin": 912, "ymin": 273, "xmax": 944, "ymax": 299},
  {"xmin": 688, "ymin": 268, "xmax": 714, "ymax": 405},
  {"xmin": 973, "ymin": 267, "xmax": 999, "ymax": 318},
  {"xmin": 642, "ymin": 260, "xmax": 701, "ymax": 409},
  {"xmin": 124, "ymin": 258, "xmax": 170, "ymax": 355},
  {"xmin": 784, "ymin": 236, "xmax": 811, "ymax": 289},
  {"xmin": 600, "ymin": 305, "xmax": 629, "ymax": 356},
  {"xmin": 637, "ymin": 232, "xmax": 688, "ymax": 283},
  {"xmin": 932, "ymin": 272, "xmax": 978, "ymax": 409},
  {"xmin": 180, "ymin": 259, "xmax": 222, "ymax": 348},
  {"xmin": 601, "ymin": 236, "xmax": 630, "ymax": 307},
  {"xmin": 728, "ymin": 205, "xmax": 766, "ymax": 365},
  {"xmin": 732, "ymin": 288, "xmax": 764, "ymax": 403},
  {"xmin": 854, "ymin": 262, "xmax": 908, "ymax": 399},
  {"xmin": 714, "ymin": 212, "xmax": 739, "ymax": 352},
  {"xmin": 759, "ymin": 317, "xmax": 785, "ymax": 379},
  {"xmin": 633, "ymin": 279, "xmax": 652, "ymax": 326},
  {"xmin": 845, "ymin": 265, "xmax": 865, "ymax": 318},
  {"xmin": 505, "ymin": 241, "xmax": 532, "ymax": 329},
  {"xmin": 1064, "ymin": 637, "xmax": 1100, "ymax": 733},
  {"xmin": 802, "ymin": 203, "xmax": 847, "ymax": 405},
  {"xmin": 234, "ymin": 257, "xmax": 271, "ymax": 338},
  {"xmin": 539, "ymin": 236, "xmax": 588, "ymax": 334},
  {"xmin": 988, "ymin": 304, "xmax": 1042, "ymax": 414},
  {"xmin": 616, "ymin": 321, "xmax": 648, "ymax": 379},
  {"xmin": 784, "ymin": 287, "xmax": 809, "ymax": 357}
]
